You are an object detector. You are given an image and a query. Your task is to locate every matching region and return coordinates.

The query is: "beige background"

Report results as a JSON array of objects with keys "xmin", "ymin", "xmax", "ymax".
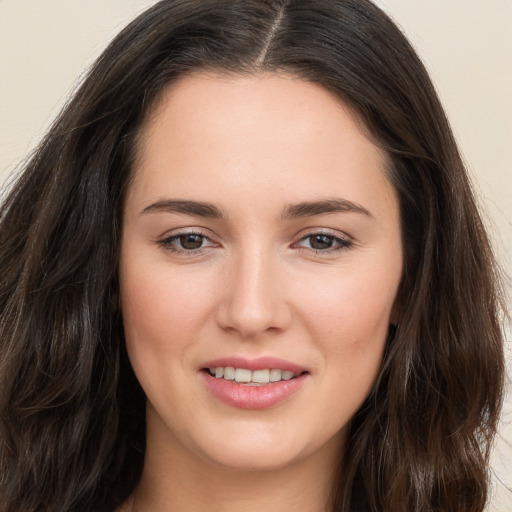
[{"xmin": 0, "ymin": 1, "xmax": 510, "ymax": 509}]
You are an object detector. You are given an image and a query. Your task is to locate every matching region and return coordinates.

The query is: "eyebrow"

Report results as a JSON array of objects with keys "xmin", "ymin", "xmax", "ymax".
[
  {"xmin": 141, "ymin": 197, "xmax": 373, "ymax": 220},
  {"xmin": 281, "ymin": 198, "xmax": 373, "ymax": 220},
  {"xmin": 141, "ymin": 199, "xmax": 225, "ymax": 218}
]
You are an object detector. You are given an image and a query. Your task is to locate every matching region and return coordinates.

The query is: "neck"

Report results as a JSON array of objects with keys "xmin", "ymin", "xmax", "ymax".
[{"xmin": 132, "ymin": 414, "xmax": 344, "ymax": 512}]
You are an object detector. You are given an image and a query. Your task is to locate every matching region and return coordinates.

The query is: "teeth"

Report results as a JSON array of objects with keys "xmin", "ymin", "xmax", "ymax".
[
  {"xmin": 234, "ymin": 368, "xmax": 252, "ymax": 383},
  {"xmin": 224, "ymin": 367, "xmax": 235, "ymax": 380},
  {"xmin": 209, "ymin": 367, "xmax": 300, "ymax": 384},
  {"xmin": 252, "ymin": 369, "xmax": 270, "ymax": 383},
  {"xmin": 269, "ymin": 369, "xmax": 282, "ymax": 382}
]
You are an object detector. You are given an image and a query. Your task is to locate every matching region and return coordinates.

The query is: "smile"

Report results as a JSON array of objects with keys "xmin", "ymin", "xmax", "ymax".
[
  {"xmin": 207, "ymin": 367, "xmax": 299, "ymax": 385},
  {"xmin": 201, "ymin": 358, "xmax": 309, "ymax": 409}
]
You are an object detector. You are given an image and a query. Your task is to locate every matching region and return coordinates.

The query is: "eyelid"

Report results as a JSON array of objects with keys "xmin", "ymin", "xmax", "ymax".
[
  {"xmin": 292, "ymin": 228, "xmax": 353, "ymax": 253},
  {"xmin": 156, "ymin": 228, "xmax": 220, "ymax": 255},
  {"xmin": 154, "ymin": 227, "xmax": 353, "ymax": 256}
]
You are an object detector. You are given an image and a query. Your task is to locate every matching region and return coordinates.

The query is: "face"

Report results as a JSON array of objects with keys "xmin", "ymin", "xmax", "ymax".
[{"xmin": 119, "ymin": 72, "xmax": 403, "ymax": 472}]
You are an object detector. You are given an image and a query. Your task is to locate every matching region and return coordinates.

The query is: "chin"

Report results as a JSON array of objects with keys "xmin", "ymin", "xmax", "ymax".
[
  {"xmin": 188, "ymin": 420, "xmax": 345, "ymax": 473},
  {"xmin": 200, "ymin": 442, "xmax": 305, "ymax": 472}
]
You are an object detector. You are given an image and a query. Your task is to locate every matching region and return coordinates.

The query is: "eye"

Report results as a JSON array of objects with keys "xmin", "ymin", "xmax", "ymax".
[
  {"xmin": 296, "ymin": 233, "xmax": 351, "ymax": 252},
  {"xmin": 158, "ymin": 231, "xmax": 217, "ymax": 254},
  {"xmin": 175, "ymin": 233, "xmax": 207, "ymax": 250}
]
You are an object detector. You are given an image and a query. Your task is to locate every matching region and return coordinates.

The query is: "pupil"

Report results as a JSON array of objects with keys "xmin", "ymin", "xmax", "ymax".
[
  {"xmin": 180, "ymin": 234, "xmax": 203, "ymax": 250},
  {"xmin": 310, "ymin": 235, "xmax": 333, "ymax": 250}
]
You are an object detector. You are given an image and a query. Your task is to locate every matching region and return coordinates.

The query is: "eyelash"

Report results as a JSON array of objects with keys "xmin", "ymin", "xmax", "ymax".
[
  {"xmin": 157, "ymin": 230, "xmax": 216, "ymax": 255},
  {"xmin": 293, "ymin": 232, "xmax": 352, "ymax": 254},
  {"xmin": 157, "ymin": 230, "xmax": 352, "ymax": 256}
]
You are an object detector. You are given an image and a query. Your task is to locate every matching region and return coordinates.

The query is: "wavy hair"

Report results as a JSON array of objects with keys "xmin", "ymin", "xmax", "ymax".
[{"xmin": 0, "ymin": 1, "xmax": 505, "ymax": 511}]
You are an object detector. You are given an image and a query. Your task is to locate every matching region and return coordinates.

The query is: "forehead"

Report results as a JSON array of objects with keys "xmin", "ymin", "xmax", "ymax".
[
  {"xmin": 128, "ymin": 71, "xmax": 395, "ymax": 219},
  {"xmin": 138, "ymin": 70, "xmax": 376, "ymax": 161}
]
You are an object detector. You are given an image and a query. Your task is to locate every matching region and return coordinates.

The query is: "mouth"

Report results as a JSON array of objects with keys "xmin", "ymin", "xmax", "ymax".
[
  {"xmin": 200, "ymin": 358, "xmax": 309, "ymax": 409},
  {"xmin": 203, "ymin": 367, "xmax": 306, "ymax": 386}
]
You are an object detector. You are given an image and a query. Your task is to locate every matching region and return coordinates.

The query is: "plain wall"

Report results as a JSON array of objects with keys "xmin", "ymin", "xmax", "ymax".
[{"xmin": 1, "ymin": 1, "xmax": 510, "ymax": 509}]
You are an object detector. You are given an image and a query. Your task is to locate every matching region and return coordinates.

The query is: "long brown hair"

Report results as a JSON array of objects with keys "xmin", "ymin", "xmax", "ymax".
[{"xmin": 0, "ymin": 1, "xmax": 505, "ymax": 511}]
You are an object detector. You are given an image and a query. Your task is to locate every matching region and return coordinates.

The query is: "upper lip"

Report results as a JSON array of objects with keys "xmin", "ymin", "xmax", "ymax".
[{"xmin": 201, "ymin": 356, "xmax": 307, "ymax": 374}]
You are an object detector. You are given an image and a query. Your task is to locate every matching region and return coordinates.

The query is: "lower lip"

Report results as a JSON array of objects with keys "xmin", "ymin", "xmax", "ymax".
[{"xmin": 202, "ymin": 371, "xmax": 307, "ymax": 410}]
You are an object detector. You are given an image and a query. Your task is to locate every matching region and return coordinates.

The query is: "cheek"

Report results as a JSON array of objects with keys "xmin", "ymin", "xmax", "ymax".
[
  {"xmin": 303, "ymin": 272, "xmax": 396, "ymax": 337},
  {"xmin": 296, "ymin": 260, "xmax": 399, "ymax": 375},
  {"xmin": 119, "ymin": 260, "xmax": 214, "ymax": 374},
  {"xmin": 298, "ymin": 267, "xmax": 397, "ymax": 422}
]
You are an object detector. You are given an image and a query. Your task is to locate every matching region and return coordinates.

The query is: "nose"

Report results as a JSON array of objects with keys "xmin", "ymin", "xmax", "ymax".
[{"xmin": 216, "ymin": 244, "xmax": 292, "ymax": 338}]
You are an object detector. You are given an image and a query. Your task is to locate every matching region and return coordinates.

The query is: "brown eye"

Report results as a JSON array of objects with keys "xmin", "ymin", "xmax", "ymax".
[
  {"xmin": 158, "ymin": 232, "xmax": 216, "ymax": 253},
  {"xmin": 296, "ymin": 232, "xmax": 352, "ymax": 252},
  {"xmin": 309, "ymin": 235, "xmax": 335, "ymax": 250},
  {"xmin": 177, "ymin": 234, "xmax": 205, "ymax": 250}
]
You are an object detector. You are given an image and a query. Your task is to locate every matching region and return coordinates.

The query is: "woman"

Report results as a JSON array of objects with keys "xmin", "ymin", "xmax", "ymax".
[{"xmin": 0, "ymin": 1, "xmax": 505, "ymax": 511}]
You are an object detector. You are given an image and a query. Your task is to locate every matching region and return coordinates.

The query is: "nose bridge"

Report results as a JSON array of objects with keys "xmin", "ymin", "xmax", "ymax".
[{"xmin": 218, "ymin": 240, "xmax": 288, "ymax": 337}]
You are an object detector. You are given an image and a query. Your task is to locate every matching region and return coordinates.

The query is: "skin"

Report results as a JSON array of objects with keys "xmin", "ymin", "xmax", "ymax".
[{"xmin": 119, "ymin": 71, "xmax": 403, "ymax": 512}]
